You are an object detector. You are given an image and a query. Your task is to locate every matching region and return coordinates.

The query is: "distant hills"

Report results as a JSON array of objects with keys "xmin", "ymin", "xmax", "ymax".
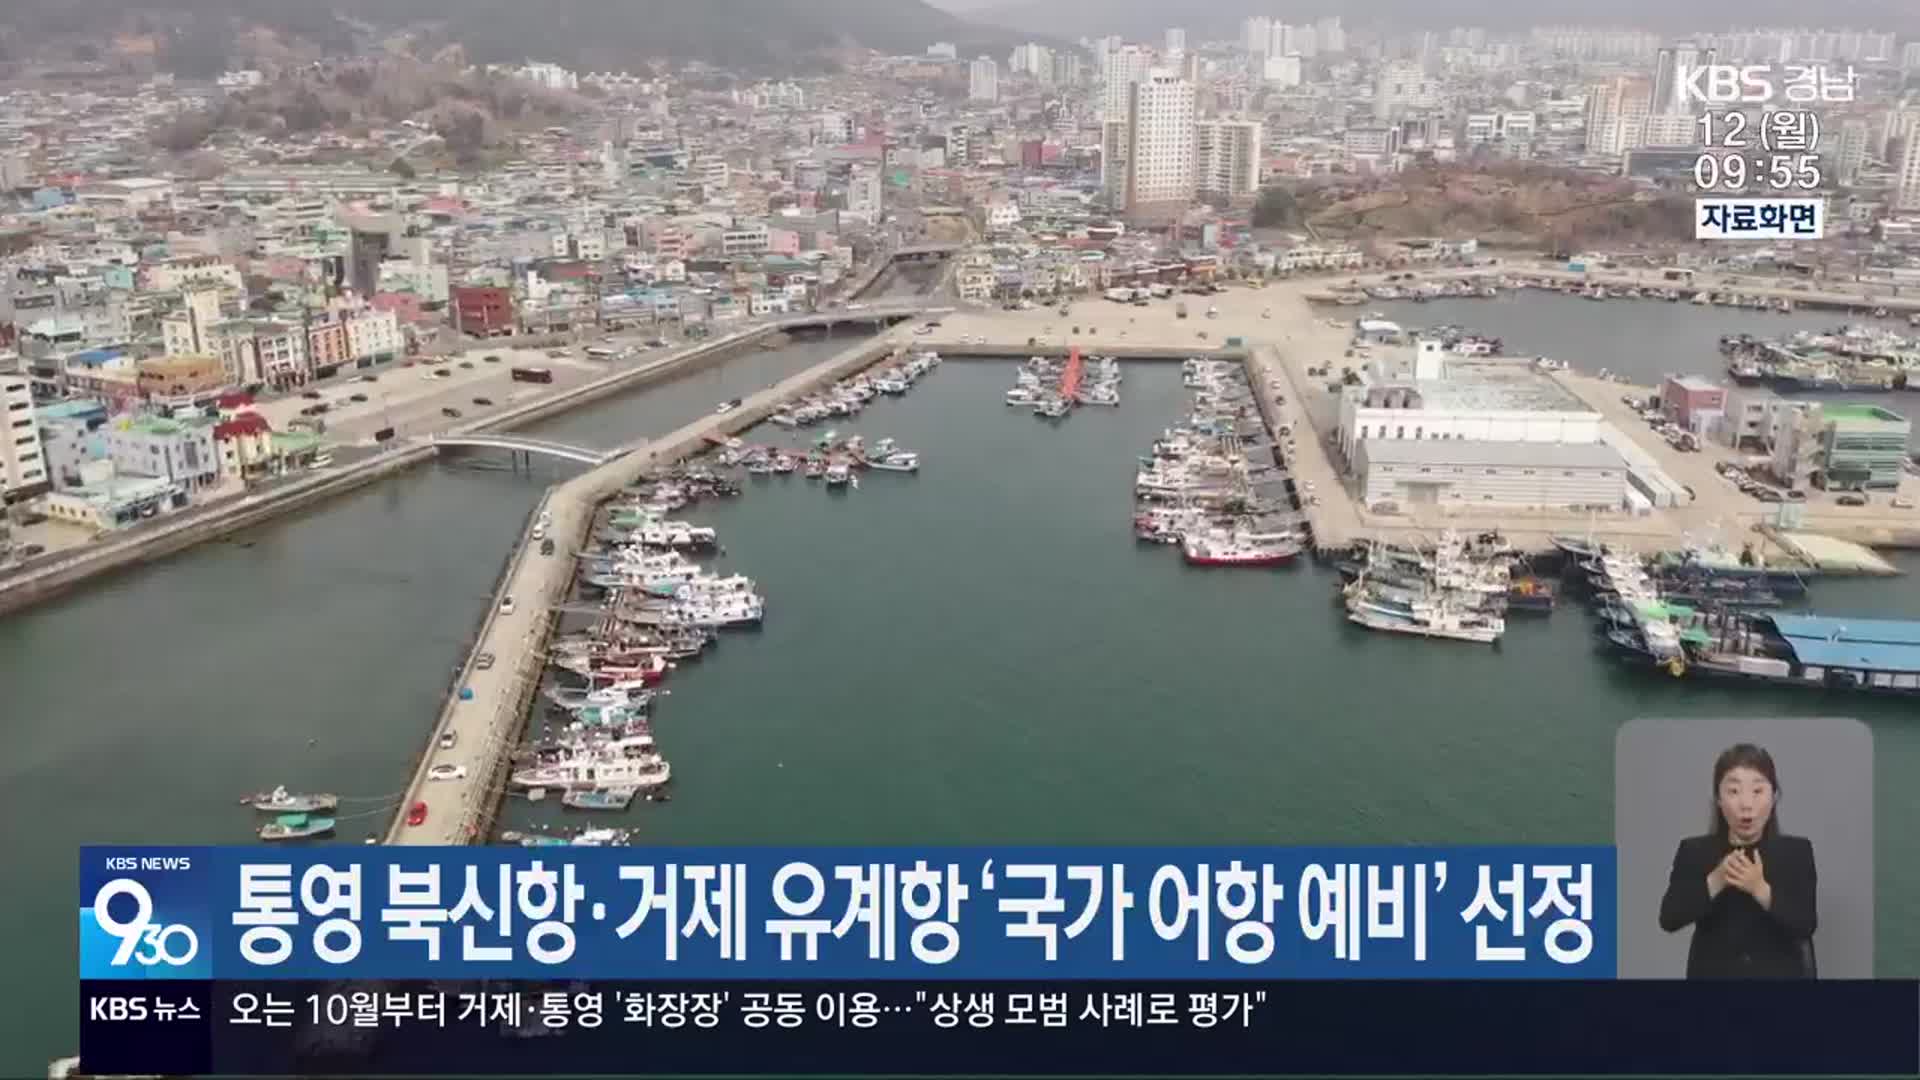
[{"xmin": 0, "ymin": 0, "xmax": 1033, "ymax": 76}]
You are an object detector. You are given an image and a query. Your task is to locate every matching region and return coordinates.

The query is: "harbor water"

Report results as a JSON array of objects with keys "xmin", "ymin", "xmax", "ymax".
[{"xmin": 4, "ymin": 306, "xmax": 1919, "ymax": 1069}]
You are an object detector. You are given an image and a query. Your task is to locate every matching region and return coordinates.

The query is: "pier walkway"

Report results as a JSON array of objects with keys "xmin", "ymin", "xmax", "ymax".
[{"xmin": 386, "ymin": 333, "xmax": 904, "ymax": 845}]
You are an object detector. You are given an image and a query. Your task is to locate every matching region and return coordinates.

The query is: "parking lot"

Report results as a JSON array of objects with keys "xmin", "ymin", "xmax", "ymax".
[{"xmin": 1557, "ymin": 372, "xmax": 1920, "ymax": 531}]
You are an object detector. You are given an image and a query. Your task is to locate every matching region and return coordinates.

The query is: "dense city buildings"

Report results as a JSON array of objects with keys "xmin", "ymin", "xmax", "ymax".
[{"xmin": 0, "ymin": 11, "xmax": 1916, "ymax": 553}]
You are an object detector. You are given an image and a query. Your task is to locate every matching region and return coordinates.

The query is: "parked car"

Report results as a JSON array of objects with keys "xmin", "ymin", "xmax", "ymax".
[
  {"xmin": 1837, "ymin": 494, "xmax": 1869, "ymax": 507},
  {"xmin": 350, "ymin": 393, "xmax": 369, "ymax": 403},
  {"xmin": 433, "ymin": 369, "xmax": 451, "ymax": 378},
  {"xmin": 475, "ymin": 652, "xmax": 496, "ymax": 670},
  {"xmin": 540, "ymin": 538, "xmax": 556, "ymax": 556},
  {"xmin": 428, "ymin": 764, "xmax": 467, "ymax": 781},
  {"xmin": 499, "ymin": 596, "xmax": 516, "ymax": 614},
  {"xmin": 406, "ymin": 801, "xmax": 429, "ymax": 826},
  {"xmin": 438, "ymin": 730, "xmax": 458, "ymax": 750},
  {"xmin": 484, "ymin": 355, "xmax": 502, "ymax": 363},
  {"xmin": 1893, "ymin": 497, "xmax": 1916, "ymax": 509},
  {"xmin": 458, "ymin": 361, "xmax": 474, "ymax": 369},
  {"xmin": 473, "ymin": 397, "xmax": 493, "ymax": 406},
  {"xmin": 442, "ymin": 407, "xmax": 462, "ymax": 418},
  {"xmin": 302, "ymin": 390, "xmax": 323, "ymax": 400}
]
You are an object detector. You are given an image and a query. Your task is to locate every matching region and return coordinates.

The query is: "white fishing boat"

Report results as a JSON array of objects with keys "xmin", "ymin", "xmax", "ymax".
[
  {"xmin": 825, "ymin": 462, "xmax": 852, "ymax": 487},
  {"xmin": 1346, "ymin": 596, "xmax": 1505, "ymax": 643},
  {"xmin": 1005, "ymin": 386, "xmax": 1041, "ymax": 406},
  {"xmin": 867, "ymin": 451, "xmax": 920, "ymax": 472},
  {"xmin": 1035, "ymin": 396, "xmax": 1071, "ymax": 419},
  {"xmin": 512, "ymin": 739, "xmax": 671, "ymax": 792}
]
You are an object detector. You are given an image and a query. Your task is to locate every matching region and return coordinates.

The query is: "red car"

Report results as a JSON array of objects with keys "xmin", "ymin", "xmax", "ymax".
[{"xmin": 406, "ymin": 801, "xmax": 428, "ymax": 827}]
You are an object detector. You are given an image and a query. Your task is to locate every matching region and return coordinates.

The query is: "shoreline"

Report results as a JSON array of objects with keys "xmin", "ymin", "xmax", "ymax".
[{"xmin": 0, "ymin": 307, "xmax": 941, "ymax": 618}]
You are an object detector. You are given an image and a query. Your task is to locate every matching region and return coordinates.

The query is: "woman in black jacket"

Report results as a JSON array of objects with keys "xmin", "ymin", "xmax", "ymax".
[{"xmin": 1659, "ymin": 743, "xmax": 1817, "ymax": 978}]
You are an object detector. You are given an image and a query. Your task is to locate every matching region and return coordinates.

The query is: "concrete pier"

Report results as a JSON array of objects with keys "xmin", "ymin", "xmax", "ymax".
[{"xmin": 386, "ymin": 333, "xmax": 905, "ymax": 844}]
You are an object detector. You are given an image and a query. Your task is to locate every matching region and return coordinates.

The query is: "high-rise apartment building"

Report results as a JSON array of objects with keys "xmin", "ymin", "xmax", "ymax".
[
  {"xmin": 1120, "ymin": 70, "xmax": 1196, "ymax": 224},
  {"xmin": 1585, "ymin": 76, "xmax": 1651, "ymax": 156},
  {"xmin": 1898, "ymin": 134, "xmax": 1920, "ymax": 212},
  {"xmin": 1165, "ymin": 28, "xmax": 1186, "ymax": 56},
  {"xmin": 1103, "ymin": 44, "xmax": 1155, "ymax": 123},
  {"xmin": 1836, "ymin": 118, "xmax": 1871, "ymax": 185},
  {"xmin": 969, "ymin": 57, "xmax": 999, "ymax": 102},
  {"xmin": 1651, "ymin": 42, "xmax": 1715, "ymax": 116},
  {"xmin": 1243, "ymin": 17, "xmax": 1274, "ymax": 56},
  {"xmin": 1, "ymin": 372, "xmax": 48, "ymax": 502},
  {"xmin": 1196, "ymin": 120, "xmax": 1263, "ymax": 203},
  {"xmin": 1374, "ymin": 60, "xmax": 1438, "ymax": 120}
]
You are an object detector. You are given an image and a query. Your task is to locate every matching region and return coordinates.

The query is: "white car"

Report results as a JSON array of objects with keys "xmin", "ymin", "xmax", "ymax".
[
  {"xmin": 428, "ymin": 764, "xmax": 468, "ymax": 781},
  {"xmin": 499, "ymin": 596, "xmax": 516, "ymax": 615}
]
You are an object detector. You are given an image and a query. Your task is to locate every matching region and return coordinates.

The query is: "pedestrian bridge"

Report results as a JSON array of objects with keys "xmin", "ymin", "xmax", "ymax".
[{"xmin": 429, "ymin": 434, "xmax": 616, "ymax": 466}]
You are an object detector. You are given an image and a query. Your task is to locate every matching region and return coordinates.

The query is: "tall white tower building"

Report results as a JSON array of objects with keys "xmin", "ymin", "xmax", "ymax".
[{"xmin": 969, "ymin": 57, "xmax": 1000, "ymax": 102}]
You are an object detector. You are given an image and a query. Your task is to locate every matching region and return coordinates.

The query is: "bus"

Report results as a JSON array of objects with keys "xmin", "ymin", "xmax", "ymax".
[
  {"xmin": 585, "ymin": 347, "xmax": 616, "ymax": 361},
  {"xmin": 510, "ymin": 367, "xmax": 553, "ymax": 384}
]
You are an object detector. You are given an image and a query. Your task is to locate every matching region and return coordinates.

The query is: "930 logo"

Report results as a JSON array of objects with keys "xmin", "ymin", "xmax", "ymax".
[{"xmin": 94, "ymin": 879, "xmax": 200, "ymax": 966}]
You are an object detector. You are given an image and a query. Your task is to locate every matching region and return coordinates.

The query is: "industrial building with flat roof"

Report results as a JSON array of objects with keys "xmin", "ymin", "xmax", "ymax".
[{"xmin": 1355, "ymin": 438, "xmax": 1629, "ymax": 510}]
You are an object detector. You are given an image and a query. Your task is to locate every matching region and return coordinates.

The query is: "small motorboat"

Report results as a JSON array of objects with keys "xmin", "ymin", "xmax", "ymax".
[
  {"xmin": 259, "ymin": 813, "xmax": 336, "ymax": 841},
  {"xmin": 242, "ymin": 786, "xmax": 339, "ymax": 813},
  {"xmin": 867, "ymin": 451, "xmax": 920, "ymax": 473}
]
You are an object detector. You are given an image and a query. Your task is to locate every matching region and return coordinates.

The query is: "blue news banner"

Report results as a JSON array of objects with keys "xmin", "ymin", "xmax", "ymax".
[{"xmin": 78, "ymin": 845, "xmax": 1917, "ymax": 1076}]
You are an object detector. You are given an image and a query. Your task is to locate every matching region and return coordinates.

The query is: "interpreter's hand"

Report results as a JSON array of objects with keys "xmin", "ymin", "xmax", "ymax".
[
  {"xmin": 1706, "ymin": 851, "xmax": 1737, "ymax": 899},
  {"xmin": 1724, "ymin": 848, "xmax": 1772, "ymax": 909}
]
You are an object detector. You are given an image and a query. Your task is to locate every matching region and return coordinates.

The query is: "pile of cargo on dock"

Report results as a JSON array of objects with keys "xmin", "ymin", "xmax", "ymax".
[
  {"xmin": 1133, "ymin": 357, "xmax": 1305, "ymax": 566},
  {"xmin": 1337, "ymin": 531, "xmax": 1537, "ymax": 644}
]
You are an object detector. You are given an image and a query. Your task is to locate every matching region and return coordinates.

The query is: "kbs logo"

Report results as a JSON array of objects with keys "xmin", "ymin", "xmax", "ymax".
[
  {"xmin": 1681, "ymin": 64, "xmax": 1775, "ymax": 105},
  {"xmin": 93, "ymin": 879, "xmax": 201, "ymax": 967},
  {"xmin": 1680, "ymin": 63, "xmax": 1857, "ymax": 105}
]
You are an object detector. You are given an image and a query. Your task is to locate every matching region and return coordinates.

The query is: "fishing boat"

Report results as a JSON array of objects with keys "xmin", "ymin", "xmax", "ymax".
[
  {"xmin": 241, "ymin": 786, "xmax": 339, "ymax": 813},
  {"xmin": 866, "ymin": 451, "xmax": 920, "ymax": 472},
  {"xmin": 1181, "ymin": 532, "xmax": 1300, "ymax": 567},
  {"xmin": 562, "ymin": 787, "xmax": 638, "ymax": 811},
  {"xmin": 824, "ymin": 462, "xmax": 852, "ymax": 487},
  {"xmin": 772, "ymin": 453, "xmax": 797, "ymax": 474},
  {"xmin": 1035, "ymin": 396, "xmax": 1071, "ymax": 419},
  {"xmin": 803, "ymin": 454, "xmax": 827, "ymax": 479},
  {"xmin": 1346, "ymin": 595, "xmax": 1505, "ymax": 643},
  {"xmin": 1506, "ymin": 576, "xmax": 1557, "ymax": 613},
  {"xmin": 511, "ymin": 745, "xmax": 673, "ymax": 792},
  {"xmin": 259, "ymin": 813, "xmax": 336, "ymax": 841}
]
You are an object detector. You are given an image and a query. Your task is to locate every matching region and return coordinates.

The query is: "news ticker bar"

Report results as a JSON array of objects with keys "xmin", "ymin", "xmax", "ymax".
[{"xmin": 81, "ymin": 979, "xmax": 1919, "ymax": 1076}]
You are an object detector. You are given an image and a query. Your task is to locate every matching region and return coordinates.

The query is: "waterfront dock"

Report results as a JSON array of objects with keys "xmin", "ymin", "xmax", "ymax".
[
  {"xmin": 0, "ymin": 304, "xmax": 944, "ymax": 619},
  {"xmin": 385, "ymin": 333, "xmax": 907, "ymax": 844},
  {"xmin": 919, "ymin": 278, "xmax": 1920, "ymax": 563}
]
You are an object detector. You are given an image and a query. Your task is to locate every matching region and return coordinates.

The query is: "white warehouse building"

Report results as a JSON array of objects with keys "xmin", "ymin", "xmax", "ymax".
[{"xmin": 1337, "ymin": 346, "xmax": 1640, "ymax": 510}]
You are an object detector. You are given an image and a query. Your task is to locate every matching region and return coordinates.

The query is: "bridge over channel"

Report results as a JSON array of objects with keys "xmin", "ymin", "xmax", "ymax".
[{"xmin": 429, "ymin": 434, "xmax": 616, "ymax": 466}]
